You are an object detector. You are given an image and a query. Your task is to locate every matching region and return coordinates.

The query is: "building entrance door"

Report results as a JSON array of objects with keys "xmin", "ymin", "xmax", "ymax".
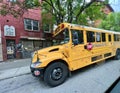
[{"xmin": 6, "ymin": 40, "xmax": 16, "ymax": 59}]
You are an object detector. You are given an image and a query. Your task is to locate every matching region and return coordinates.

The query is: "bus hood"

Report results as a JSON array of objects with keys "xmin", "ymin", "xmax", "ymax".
[
  {"xmin": 37, "ymin": 45, "xmax": 62, "ymax": 56},
  {"xmin": 32, "ymin": 45, "xmax": 63, "ymax": 63}
]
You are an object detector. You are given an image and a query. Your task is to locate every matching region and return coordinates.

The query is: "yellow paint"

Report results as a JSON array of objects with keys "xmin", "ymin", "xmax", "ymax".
[{"xmin": 32, "ymin": 23, "xmax": 120, "ymax": 71}]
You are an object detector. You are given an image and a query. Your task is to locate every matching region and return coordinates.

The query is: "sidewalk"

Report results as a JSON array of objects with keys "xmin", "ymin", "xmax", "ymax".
[
  {"xmin": 0, "ymin": 58, "xmax": 31, "ymax": 70},
  {"xmin": 0, "ymin": 58, "xmax": 31, "ymax": 80}
]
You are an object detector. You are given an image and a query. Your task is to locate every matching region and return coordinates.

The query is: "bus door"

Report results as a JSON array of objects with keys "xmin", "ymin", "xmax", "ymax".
[{"xmin": 70, "ymin": 29, "xmax": 87, "ymax": 70}]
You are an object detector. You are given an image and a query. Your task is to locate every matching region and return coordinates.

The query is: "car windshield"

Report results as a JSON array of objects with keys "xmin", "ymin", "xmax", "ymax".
[{"xmin": 53, "ymin": 28, "xmax": 69, "ymax": 45}]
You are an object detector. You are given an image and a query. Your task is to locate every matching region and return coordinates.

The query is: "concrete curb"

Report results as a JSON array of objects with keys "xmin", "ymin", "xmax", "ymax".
[{"xmin": 0, "ymin": 66, "xmax": 31, "ymax": 81}]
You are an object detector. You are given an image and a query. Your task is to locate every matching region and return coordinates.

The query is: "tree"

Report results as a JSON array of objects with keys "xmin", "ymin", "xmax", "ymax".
[
  {"xmin": 0, "ymin": 0, "xmax": 40, "ymax": 17},
  {"xmin": 42, "ymin": 0, "xmax": 108, "ymax": 25},
  {"xmin": 0, "ymin": 0, "xmax": 108, "ymax": 25},
  {"xmin": 99, "ymin": 12, "xmax": 120, "ymax": 32}
]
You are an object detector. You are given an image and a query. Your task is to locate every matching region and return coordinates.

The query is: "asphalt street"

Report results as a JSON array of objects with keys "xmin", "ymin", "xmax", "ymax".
[{"xmin": 0, "ymin": 58, "xmax": 120, "ymax": 93}]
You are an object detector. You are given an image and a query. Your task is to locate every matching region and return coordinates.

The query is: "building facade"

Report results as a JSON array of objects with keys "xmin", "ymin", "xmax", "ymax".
[{"xmin": 0, "ymin": 8, "xmax": 46, "ymax": 61}]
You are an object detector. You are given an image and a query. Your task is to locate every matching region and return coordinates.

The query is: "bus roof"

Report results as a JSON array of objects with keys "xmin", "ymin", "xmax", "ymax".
[
  {"xmin": 53, "ymin": 23, "xmax": 120, "ymax": 37},
  {"xmin": 68, "ymin": 23, "xmax": 120, "ymax": 34},
  {"xmin": 67, "ymin": 23, "xmax": 120, "ymax": 34}
]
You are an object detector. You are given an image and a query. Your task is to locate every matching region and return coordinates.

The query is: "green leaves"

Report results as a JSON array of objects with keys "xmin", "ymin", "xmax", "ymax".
[
  {"xmin": 0, "ymin": 0, "xmax": 108, "ymax": 26},
  {"xmin": 0, "ymin": 0, "xmax": 41, "ymax": 17},
  {"xmin": 0, "ymin": 9, "xmax": 7, "ymax": 16},
  {"xmin": 24, "ymin": 0, "xmax": 40, "ymax": 9},
  {"xmin": 42, "ymin": 0, "xmax": 106, "ymax": 25},
  {"xmin": 99, "ymin": 12, "xmax": 120, "ymax": 32}
]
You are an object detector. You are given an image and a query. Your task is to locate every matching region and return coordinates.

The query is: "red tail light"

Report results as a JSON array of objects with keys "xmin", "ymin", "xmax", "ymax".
[{"xmin": 61, "ymin": 24, "xmax": 64, "ymax": 29}]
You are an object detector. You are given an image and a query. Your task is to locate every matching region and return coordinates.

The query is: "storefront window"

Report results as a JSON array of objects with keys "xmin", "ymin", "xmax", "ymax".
[{"xmin": 23, "ymin": 40, "xmax": 33, "ymax": 51}]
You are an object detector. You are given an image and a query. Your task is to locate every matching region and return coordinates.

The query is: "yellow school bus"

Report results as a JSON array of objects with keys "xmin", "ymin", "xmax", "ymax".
[{"xmin": 30, "ymin": 23, "xmax": 120, "ymax": 87}]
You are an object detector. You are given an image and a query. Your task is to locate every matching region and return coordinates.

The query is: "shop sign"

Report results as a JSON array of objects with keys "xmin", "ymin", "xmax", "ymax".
[{"xmin": 4, "ymin": 25, "xmax": 16, "ymax": 36}]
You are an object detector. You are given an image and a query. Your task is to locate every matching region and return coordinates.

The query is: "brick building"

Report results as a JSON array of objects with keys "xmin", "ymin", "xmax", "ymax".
[
  {"xmin": 0, "ymin": 0, "xmax": 55, "ymax": 61},
  {"xmin": 0, "ymin": 8, "xmax": 45, "ymax": 61},
  {"xmin": 102, "ymin": 4, "xmax": 114, "ymax": 15}
]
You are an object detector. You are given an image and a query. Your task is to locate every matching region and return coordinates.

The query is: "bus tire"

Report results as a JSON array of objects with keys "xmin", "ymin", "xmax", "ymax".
[
  {"xmin": 44, "ymin": 62, "xmax": 68, "ymax": 87},
  {"xmin": 114, "ymin": 49, "xmax": 120, "ymax": 60}
]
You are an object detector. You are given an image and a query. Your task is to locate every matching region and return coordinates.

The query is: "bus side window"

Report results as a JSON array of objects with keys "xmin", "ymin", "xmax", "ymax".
[
  {"xmin": 96, "ymin": 32, "xmax": 101, "ymax": 42},
  {"xmin": 78, "ymin": 30, "xmax": 84, "ymax": 44},
  {"xmin": 87, "ymin": 31, "xmax": 95, "ymax": 42},
  {"xmin": 102, "ymin": 33, "xmax": 106, "ymax": 42},
  {"xmin": 119, "ymin": 35, "xmax": 120, "ymax": 41},
  {"xmin": 114, "ymin": 34, "xmax": 119, "ymax": 41},
  {"xmin": 108, "ymin": 34, "xmax": 111, "ymax": 42},
  {"xmin": 117, "ymin": 35, "xmax": 119, "ymax": 41},
  {"xmin": 72, "ymin": 30, "xmax": 84, "ymax": 45},
  {"xmin": 114, "ymin": 34, "xmax": 116, "ymax": 41}
]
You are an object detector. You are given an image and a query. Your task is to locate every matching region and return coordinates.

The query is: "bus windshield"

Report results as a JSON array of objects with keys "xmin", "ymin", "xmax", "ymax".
[{"xmin": 53, "ymin": 28, "xmax": 69, "ymax": 45}]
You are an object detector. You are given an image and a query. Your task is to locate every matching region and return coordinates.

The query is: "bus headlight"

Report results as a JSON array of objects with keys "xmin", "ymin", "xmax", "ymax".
[
  {"xmin": 31, "ymin": 52, "xmax": 35, "ymax": 58},
  {"xmin": 31, "ymin": 61, "xmax": 41, "ymax": 68}
]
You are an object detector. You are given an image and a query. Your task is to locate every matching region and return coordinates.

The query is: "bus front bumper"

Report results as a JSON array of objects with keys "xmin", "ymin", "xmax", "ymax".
[{"xmin": 30, "ymin": 64, "xmax": 44, "ymax": 77}]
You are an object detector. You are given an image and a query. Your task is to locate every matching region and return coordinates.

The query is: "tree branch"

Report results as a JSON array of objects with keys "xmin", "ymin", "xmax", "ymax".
[
  {"xmin": 43, "ymin": 0, "xmax": 62, "ymax": 24},
  {"xmin": 76, "ymin": 0, "xmax": 96, "ymax": 22}
]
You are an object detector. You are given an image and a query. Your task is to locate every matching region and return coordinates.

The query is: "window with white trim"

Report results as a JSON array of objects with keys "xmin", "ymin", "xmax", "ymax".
[
  {"xmin": 7, "ymin": 0, "xmax": 16, "ymax": 2},
  {"xmin": 24, "ymin": 19, "xmax": 39, "ymax": 31}
]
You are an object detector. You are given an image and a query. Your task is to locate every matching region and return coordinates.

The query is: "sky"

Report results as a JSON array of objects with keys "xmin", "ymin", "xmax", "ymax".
[{"xmin": 109, "ymin": 0, "xmax": 120, "ymax": 12}]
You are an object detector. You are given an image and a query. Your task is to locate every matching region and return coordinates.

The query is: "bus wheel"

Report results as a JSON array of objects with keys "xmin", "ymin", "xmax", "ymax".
[
  {"xmin": 44, "ymin": 62, "xmax": 68, "ymax": 87},
  {"xmin": 115, "ymin": 50, "xmax": 120, "ymax": 60}
]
